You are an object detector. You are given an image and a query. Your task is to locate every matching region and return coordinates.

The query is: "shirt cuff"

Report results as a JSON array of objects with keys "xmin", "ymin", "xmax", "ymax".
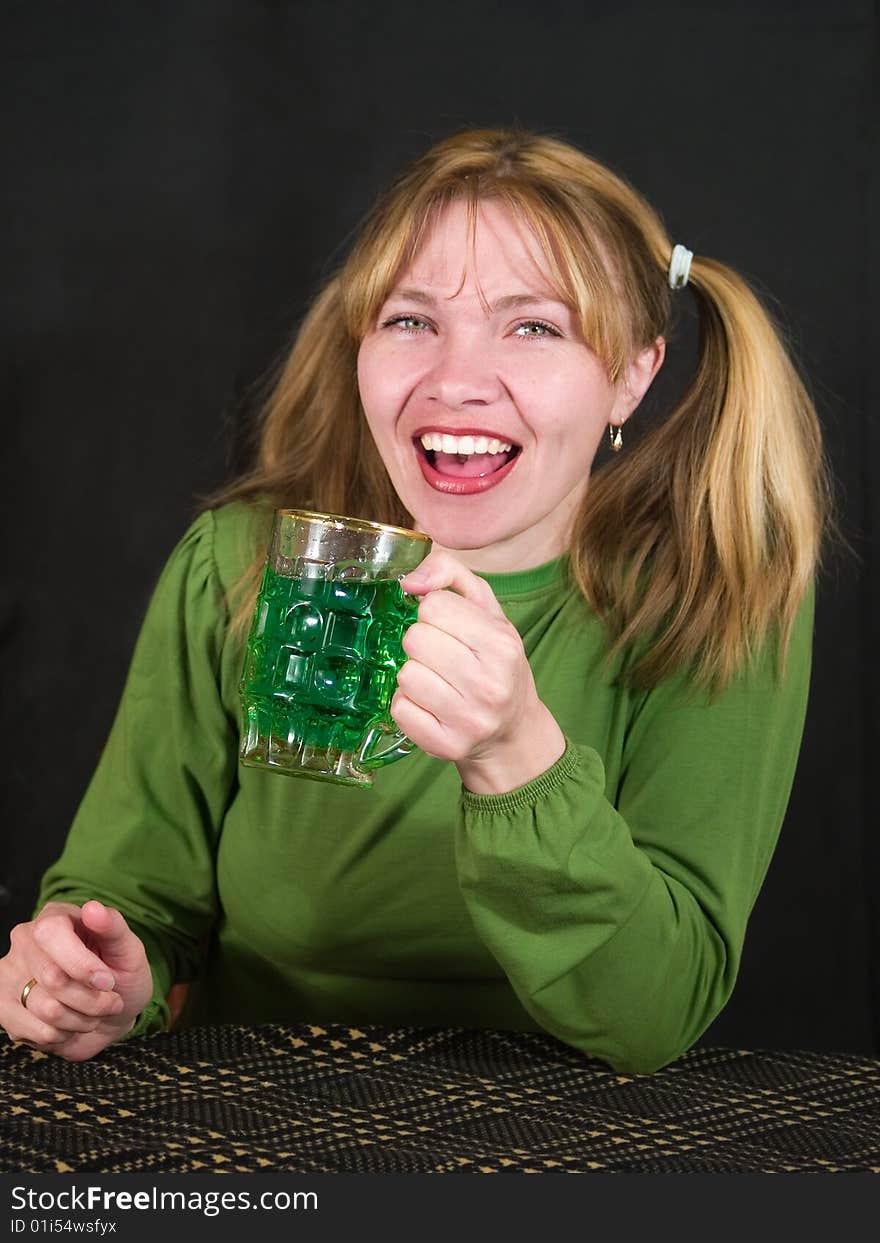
[
  {"xmin": 460, "ymin": 737, "xmax": 600, "ymax": 816},
  {"xmin": 118, "ymin": 995, "xmax": 170, "ymax": 1042}
]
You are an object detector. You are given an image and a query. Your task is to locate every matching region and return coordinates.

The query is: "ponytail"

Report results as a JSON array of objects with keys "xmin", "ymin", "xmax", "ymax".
[{"xmin": 571, "ymin": 253, "xmax": 834, "ymax": 696}]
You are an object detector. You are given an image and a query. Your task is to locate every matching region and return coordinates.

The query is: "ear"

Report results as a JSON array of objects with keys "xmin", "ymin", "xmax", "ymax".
[{"xmin": 611, "ymin": 337, "xmax": 666, "ymax": 424}]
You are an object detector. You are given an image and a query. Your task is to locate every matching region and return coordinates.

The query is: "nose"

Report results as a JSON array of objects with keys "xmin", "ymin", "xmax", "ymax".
[{"xmin": 421, "ymin": 332, "xmax": 504, "ymax": 410}]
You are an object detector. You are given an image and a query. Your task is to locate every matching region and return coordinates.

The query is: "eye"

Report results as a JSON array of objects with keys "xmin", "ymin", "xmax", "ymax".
[
  {"xmin": 513, "ymin": 319, "xmax": 562, "ymax": 339},
  {"xmin": 381, "ymin": 314, "xmax": 432, "ymax": 334}
]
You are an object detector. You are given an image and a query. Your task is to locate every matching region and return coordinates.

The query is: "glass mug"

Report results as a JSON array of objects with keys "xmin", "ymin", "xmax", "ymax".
[{"xmin": 239, "ymin": 509, "xmax": 431, "ymax": 788}]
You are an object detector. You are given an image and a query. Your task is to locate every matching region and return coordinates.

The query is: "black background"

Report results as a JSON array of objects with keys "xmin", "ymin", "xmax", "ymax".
[{"xmin": 1, "ymin": 1, "xmax": 877, "ymax": 1056}]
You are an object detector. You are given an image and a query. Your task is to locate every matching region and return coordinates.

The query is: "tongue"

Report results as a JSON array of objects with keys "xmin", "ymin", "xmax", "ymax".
[{"xmin": 433, "ymin": 451, "xmax": 509, "ymax": 478}]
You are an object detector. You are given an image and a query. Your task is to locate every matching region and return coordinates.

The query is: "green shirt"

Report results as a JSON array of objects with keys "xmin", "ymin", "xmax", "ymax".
[{"xmin": 35, "ymin": 500, "xmax": 814, "ymax": 1073}]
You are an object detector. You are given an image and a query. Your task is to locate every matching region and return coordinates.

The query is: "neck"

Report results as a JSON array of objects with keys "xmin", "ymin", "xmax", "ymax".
[{"xmin": 429, "ymin": 527, "xmax": 570, "ymax": 574}]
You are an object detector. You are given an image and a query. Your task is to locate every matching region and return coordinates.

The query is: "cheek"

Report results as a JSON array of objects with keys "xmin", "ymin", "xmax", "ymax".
[
  {"xmin": 356, "ymin": 343, "xmax": 383, "ymax": 419},
  {"xmin": 357, "ymin": 340, "xmax": 419, "ymax": 430},
  {"xmin": 528, "ymin": 371, "xmax": 616, "ymax": 444}
]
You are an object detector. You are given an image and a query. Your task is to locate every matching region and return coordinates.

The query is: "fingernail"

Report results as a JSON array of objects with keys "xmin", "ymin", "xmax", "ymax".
[{"xmin": 90, "ymin": 970, "xmax": 115, "ymax": 990}]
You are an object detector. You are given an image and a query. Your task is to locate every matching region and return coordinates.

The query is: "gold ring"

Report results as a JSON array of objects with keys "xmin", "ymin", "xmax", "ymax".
[{"xmin": 20, "ymin": 978, "xmax": 38, "ymax": 1009}]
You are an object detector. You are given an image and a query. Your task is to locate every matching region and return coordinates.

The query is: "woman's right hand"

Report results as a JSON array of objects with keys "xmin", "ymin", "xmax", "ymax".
[{"xmin": 0, "ymin": 899, "xmax": 154, "ymax": 1061}]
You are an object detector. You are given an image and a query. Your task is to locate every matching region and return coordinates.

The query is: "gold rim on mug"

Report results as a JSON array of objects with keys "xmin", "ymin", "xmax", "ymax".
[{"xmin": 277, "ymin": 509, "xmax": 432, "ymax": 544}]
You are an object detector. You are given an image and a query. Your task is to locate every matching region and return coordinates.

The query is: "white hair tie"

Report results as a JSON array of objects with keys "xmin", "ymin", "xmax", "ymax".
[{"xmin": 668, "ymin": 244, "xmax": 693, "ymax": 290}]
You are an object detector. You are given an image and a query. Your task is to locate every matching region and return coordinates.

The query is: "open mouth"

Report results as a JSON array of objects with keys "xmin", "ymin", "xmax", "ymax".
[{"xmin": 412, "ymin": 432, "xmax": 522, "ymax": 495}]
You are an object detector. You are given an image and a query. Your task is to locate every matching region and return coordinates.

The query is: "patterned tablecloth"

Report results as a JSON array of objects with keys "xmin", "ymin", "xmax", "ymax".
[{"xmin": 1, "ymin": 1023, "xmax": 879, "ymax": 1174}]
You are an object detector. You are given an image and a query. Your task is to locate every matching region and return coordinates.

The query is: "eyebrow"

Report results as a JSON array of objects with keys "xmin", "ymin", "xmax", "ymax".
[{"xmin": 388, "ymin": 286, "xmax": 570, "ymax": 312}]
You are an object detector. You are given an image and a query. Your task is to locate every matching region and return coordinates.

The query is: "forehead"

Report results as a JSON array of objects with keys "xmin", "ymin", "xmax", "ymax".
[{"xmin": 398, "ymin": 198, "xmax": 560, "ymax": 298}]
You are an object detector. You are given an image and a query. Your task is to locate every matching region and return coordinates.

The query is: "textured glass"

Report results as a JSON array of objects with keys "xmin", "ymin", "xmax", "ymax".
[{"xmin": 239, "ymin": 510, "xmax": 430, "ymax": 787}]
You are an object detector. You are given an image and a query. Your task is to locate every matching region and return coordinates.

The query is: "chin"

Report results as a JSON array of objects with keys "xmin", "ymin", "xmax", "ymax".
[
  {"xmin": 395, "ymin": 466, "xmax": 524, "ymax": 553},
  {"xmin": 411, "ymin": 510, "xmax": 510, "ymax": 554}
]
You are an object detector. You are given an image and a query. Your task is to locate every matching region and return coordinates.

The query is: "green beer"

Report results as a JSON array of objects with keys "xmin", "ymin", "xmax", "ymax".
[
  {"xmin": 239, "ymin": 509, "xmax": 431, "ymax": 786},
  {"xmin": 241, "ymin": 563, "xmax": 418, "ymax": 759},
  {"xmin": 242, "ymin": 564, "xmax": 417, "ymax": 745}
]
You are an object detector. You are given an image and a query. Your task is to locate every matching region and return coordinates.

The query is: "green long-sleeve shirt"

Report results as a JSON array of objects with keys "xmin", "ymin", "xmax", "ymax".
[{"xmin": 35, "ymin": 500, "xmax": 814, "ymax": 1073}]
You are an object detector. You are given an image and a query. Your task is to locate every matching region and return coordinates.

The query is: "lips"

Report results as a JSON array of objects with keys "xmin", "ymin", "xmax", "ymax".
[{"xmin": 412, "ymin": 436, "xmax": 522, "ymax": 496}]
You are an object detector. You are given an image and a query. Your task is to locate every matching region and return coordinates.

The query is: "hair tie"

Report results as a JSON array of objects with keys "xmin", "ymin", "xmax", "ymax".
[{"xmin": 668, "ymin": 244, "xmax": 693, "ymax": 290}]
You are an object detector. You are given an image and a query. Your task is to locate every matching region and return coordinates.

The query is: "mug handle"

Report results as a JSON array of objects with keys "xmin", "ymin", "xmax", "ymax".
[{"xmin": 356, "ymin": 718, "xmax": 416, "ymax": 771}]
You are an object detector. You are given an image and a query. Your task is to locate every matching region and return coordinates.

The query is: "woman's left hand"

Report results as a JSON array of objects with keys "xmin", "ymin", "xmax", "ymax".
[{"xmin": 395, "ymin": 549, "xmax": 566, "ymax": 795}]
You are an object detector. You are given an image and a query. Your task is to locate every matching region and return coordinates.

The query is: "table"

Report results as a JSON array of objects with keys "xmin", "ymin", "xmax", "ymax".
[{"xmin": 2, "ymin": 1023, "xmax": 879, "ymax": 1174}]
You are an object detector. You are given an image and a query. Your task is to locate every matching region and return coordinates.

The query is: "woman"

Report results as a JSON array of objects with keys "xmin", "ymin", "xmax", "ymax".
[{"xmin": 0, "ymin": 128, "xmax": 832, "ymax": 1072}]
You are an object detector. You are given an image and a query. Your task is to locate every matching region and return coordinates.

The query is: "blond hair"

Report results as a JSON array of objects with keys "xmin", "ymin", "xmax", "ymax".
[{"xmin": 208, "ymin": 127, "xmax": 838, "ymax": 695}]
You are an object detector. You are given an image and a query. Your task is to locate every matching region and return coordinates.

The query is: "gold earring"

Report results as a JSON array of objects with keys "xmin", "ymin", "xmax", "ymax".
[{"xmin": 609, "ymin": 422, "xmax": 623, "ymax": 452}]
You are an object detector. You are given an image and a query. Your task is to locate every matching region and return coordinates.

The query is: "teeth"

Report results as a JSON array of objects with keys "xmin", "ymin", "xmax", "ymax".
[{"xmin": 419, "ymin": 433, "xmax": 512, "ymax": 455}]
